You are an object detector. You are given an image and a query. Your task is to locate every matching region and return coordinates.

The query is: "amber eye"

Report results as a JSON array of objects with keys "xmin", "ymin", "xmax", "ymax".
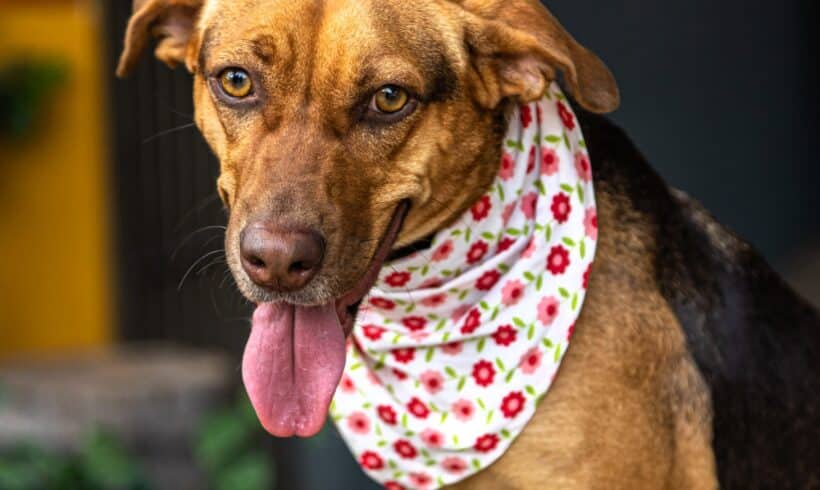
[
  {"xmin": 219, "ymin": 68, "xmax": 253, "ymax": 98},
  {"xmin": 373, "ymin": 85, "xmax": 409, "ymax": 114}
]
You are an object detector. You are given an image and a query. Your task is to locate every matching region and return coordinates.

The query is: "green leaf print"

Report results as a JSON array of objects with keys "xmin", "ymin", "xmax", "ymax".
[
  {"xmin": 558, "ymin": 287, "xmax": 570, "ymax": 299},
  {"xmin": 563, "ymin": 237, "xmax": 576, "ymax": 247},
  {"xmin": 445, "ymin": 366, "xmax": 458, "ymax": 379},
  {"xmin": 545, "ymin": 135, "xmax": 562, "ymax": 144},
  {"xmin": 477, "ymin": 338, "xmax": 486, "ymax": 353}
]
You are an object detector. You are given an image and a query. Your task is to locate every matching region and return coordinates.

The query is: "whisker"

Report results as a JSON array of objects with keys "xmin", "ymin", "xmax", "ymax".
[
  {"xmin": 142, "ymin": 122, "xmax": 197, "ymax": 144},
  {"xmin": 171, "ymin": 225, "xmax": 227, "ymax": 260},
  {"xmin": 178, "ymin": 249, "xmax": 225, "ymax": 292}
]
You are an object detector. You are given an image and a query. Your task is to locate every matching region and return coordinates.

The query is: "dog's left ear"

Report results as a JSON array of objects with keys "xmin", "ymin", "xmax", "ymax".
[
  {"xmin": 116, "ymin": 0, "xmax": 204, "ymax": 78},
  {"xmin": 453, "ymin": 0, "xmax": 619, "ymax": 113}
]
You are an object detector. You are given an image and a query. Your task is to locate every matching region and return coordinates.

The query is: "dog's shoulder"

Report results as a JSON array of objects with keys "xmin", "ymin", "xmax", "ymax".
[{"xmin": 577, "ymin": 106, "xmax": 820, "ymax": 488}]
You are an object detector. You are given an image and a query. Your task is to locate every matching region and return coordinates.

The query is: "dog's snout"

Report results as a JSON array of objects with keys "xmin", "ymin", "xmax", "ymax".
[{"xmin": 239, "ymin": 222, "xmax": 325, "ymax": 293}]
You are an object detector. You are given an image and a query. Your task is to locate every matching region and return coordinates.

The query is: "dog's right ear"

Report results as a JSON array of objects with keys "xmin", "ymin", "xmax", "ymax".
[{"xmin": 116, "ymin": 0, "xmax": 204, "ymax": 78}]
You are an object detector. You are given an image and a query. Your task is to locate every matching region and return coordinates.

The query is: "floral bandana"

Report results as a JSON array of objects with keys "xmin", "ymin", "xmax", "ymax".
[{"xmin": 330, "ymin": 83, "xmax": 597, "ymax": 490}]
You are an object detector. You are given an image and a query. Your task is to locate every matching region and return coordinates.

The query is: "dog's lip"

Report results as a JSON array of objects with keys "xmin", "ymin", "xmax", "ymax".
[{"xmin": 334, "ymin": 201, "xmax": 411, "ymax": 335}]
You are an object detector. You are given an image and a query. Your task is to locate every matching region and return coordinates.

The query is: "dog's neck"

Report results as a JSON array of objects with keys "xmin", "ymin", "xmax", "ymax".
[{"xmin": 331, "ymin": 82, "xmax": 598, "ymax": 490}]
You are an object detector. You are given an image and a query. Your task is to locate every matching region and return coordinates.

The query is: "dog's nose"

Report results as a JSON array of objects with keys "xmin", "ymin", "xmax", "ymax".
[{"xmin": 239, "ymin": 222, "xmax": 325, "ymax": 292}]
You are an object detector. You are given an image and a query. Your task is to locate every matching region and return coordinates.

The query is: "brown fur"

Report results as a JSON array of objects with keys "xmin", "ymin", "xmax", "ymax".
[{"xmin": 118, "ymin": 0, "xmax": 717, "ymax": 488}]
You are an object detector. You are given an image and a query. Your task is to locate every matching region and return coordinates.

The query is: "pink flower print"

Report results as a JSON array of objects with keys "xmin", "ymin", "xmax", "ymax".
[
  {"xmin": 499, "ymin": 153, "xmax": 515, "ymax": 181},
  {"xmin": 451, "ymin": 399, "xmax": 475, "ymax": 422},
  {"xmin": 467, "ymin": 240, "xmax": 489, "ymax": 264},
  {"xmin": 441, "ymin": 456, "xmax": 468, "ymax": 474},
  {"xmin": 450, "ymin": 304, "xmax": 470, "ymax": 322},
  {"xmin": 471, "ymin": 195, "xmax": 492, "ymax": 221},
  {"xmin": 584, "ymin": 206, "xmax": 598, "ymax": 240},
  {"xmin": 441, "ymin": 341, "xmax": 463, "ymax": 355},
  {"xmin": 520, "ymin": 192, "xmax": 538, "ymax": 219},
  {"xmin": 537, "ymin": 296, "xmax": 560, "ymax": 326},
  {"xmin": 551, "ymin": 193, "xmax": 572, "ymax": 223},
  {"xmin": 542, "ymin": 147, "xmax": 559, "ymax": 176},
  {"xmin": 557, "ymin": 101, "xmax": 575, "ymax": 130},
  {"xmin": 501, "ymin": 279, "xmax": 525, "ymax": 306},
  {"xmin": 419, "ymin": 278, "xmax": 443, "ymax": 289},
  {"xmin": 432, "ymin": 240, "xmax": 454, "ymax": 262},
  {"xmin": 409, "ymin": 472, "xmax": 433, "ymax": 489},
  {"xmin": 366, "ymin": 369, "xmax": 382, "ymax": 386},
  {"xmin": 575, "ymin": 151, "xmax": 592, "ymax": 182},
  {"xmin": 522, "ymin": 238, "xmax": 537, "ymax": 259},
  {"xmin": 502, "ymin": 202, "xmax": 516, "ymax": 226},
  {"xmin": 420, "ymin": 370, "xmax": 445, "ymax": 394},
  {"xmin": 420, "ymin": 428, "xmax": 445, "ymax": 448},
  {"xmin": 421, "ymin": 293, "xmax": 447, "ymax": 308},
  {"xmin": 339, "ymin": 374, "xmax": 355, "ymax": 393},
  {"xmin": 346, "ymin": 411, "xmax": 371, "ymax": 435},
  {"xmin": 519, "ymin": 347, "xmax": 543, "ymax": 374},
  {"xmin": 527, "ymin": 146, "xmax": 536, "ymax": 173}
]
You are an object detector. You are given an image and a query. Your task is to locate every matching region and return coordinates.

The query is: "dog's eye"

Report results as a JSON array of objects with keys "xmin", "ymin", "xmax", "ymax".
[
  {"xmin": 219, "ymin": 68, "xmax": 253, "ymax": 98},
  {"xmin": 372, "ymin": 85, "xmax": 409, "ymax": 114}
]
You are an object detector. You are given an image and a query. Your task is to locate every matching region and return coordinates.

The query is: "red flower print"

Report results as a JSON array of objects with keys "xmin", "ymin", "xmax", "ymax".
[
  {"xmin": 359, "ymin": 451, "xmax": 384, "ymax": 470},
  {"xmin": 499, "ymin": 153, "xmax": 515, "ymax": 181},
  {"xmin": 419, "ymin": 278, "xmax": 443, "ymax": 289},
  {"xmin": 401, "ymin": 316, "xmax": 427, "ymax": 332},
  {"xmin": 474, "ymin": 433, "xmax": 500, "ymax": 453},
  {"xmin": 557, "ymin": 101, "xmax": 575, "ymax": 130},
  {"xmin": 420, "ymin": 370, "xmax": 445, "ymax": 394},
  {"xmin": 362, "ymin": 324, "xmax": 385, "ymax": 341},
  {"xmin": 392, "ymin": 368, "xmax": 408, "ymax": 380},
  {"xmin": 392, "ymin": 347, "xmax": 415, "ymax": 364},
  {"xmin": 472, "ymin": 360, "xmax": 496, "ymax": 387},
  {"xmin": 519, "ymin": 347, "xmax": 543, "ymax": 374},
  {"xmin": 537, "ymin": 296, "xmax": 560, "ymax": 326},
  {"xmin": 451, "ymin": 399, "xmax": 475, "ymax": 422},
  {"xmin": 377, "ymin": 405, "xmax": 397, "ymax": 425},
  {"xmin": 501, "ymin": 279, "xmax": 525, "ymax": 306},
  {"xmin": 551, "ymin": 193, "xmax": 572, "ymax": 223},
  {"xmin": 369, "ymin": 297, "xmax": 395, "ymax": 310},
  {"xmin": 420, "ymin": 428, "xmax": 445, "ymax": 448},
  {"xmin": 575, "ymin": 151, "xmax": 592, "ymax": 182},
  {"xmin": 492, "ymin": 325, "xmax": 518, "ymax": 347},
  {"xmin": 442, "ymin": 456, "xmax": 468, "ymax": 474},
  {"xmin": 546, "ymin": 245, "xmax": 570, "ymax": 275},
  {"xmin": 339, "ymin": 374, "xmax": 355, "ymax": 393},
  {"xmin": 347, "ymin": 411, "xmax": 371, "ymax": 435},
  {"xmin": 432, "ymin": 240, "xmax": 454, "ymax": 262},
  {"xmin": 520, "ymin": 192, "xmax": 538, "ymax": 220},
  {"xmin": 583, "ymin": 262, "xmax": 592, "ymax": 289},
  {"xmin": 520, "ymin": 105, "xmax": 533, "ymax": 128},
  {"xmin": 502, "ymin": 202, "xmax": 516, "ymax": 225},
  {"xmin": 441, "ymin": 341, "xmax": 463, "ymax": 355},
  {"xmin": 409, "ymin": 472, "xmax": 433, "ymax": 489},
  {"xmin": 522, "ymin": 238, "xmax": 537, "ymax": 259},
  {"xmin": 476, "ymin": 270, "xmax": 501, "ymax": 291},
  {"xmin": 542, "ymin": 147, "xmax": 559, "ymax": 176},
  {"xmin": 497, "ymin": 237, "xmax": 517, "ymax": 253},
  {"xmin": 421, "ymin": 293, "xmax": 447, "ymax": 308},
  {"xmin": 393, "ymin": 439, "xmax": 418, "ymax": 459},
  {"xmin": 567, "ymin": 322, "xmax": 576, "ymax": 341},
  {"xmin": 385, "ymin": 271, "xmax": 411, "ymax": 288},
  {"xmin": 501, "ymin": 391, "xmax": 526, "ymax": 419},
  {"xmin": 385, "ymin": 482, "xmax": 405, "ymax": 490},
  {"xmin": 584, "ymin": 206, "xmax": 598, "ymax": 240},
  {"xmin": 461, "ymin": 308, "xmax": 482, "ymax": 334},
  {"xmin": 471, "ymin": 195, "xmax": 492, "ymax": 221},
  {"xmin": 407, "ymin": 397, "xmax": 431, "ymax": 419},
  {"xmin": 466, "ymin": 240, "xmax": 489, "ymax": 264},
  {"xmin": 527, "ymin": 146, "xmax": 536, "ymax": 173}
]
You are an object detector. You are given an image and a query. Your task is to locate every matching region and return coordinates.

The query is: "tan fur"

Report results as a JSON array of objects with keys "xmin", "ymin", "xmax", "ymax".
[{"xmin": 118, "ymin": 0, "xmax": 715, "ymax": 487}]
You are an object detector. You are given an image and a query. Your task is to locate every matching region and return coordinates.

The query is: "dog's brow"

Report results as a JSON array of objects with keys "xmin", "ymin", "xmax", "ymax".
[{"xmin": 250, "ymin": 34, "xmax": 276, "ymax": 64}]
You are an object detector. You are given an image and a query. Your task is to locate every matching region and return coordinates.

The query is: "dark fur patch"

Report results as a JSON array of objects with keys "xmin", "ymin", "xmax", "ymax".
[{"xmin": 576, "ymin": 104, "xmax": 820, "ymax": 489}]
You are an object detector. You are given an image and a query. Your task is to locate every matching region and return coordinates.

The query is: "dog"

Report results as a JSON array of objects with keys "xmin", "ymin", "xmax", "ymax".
[{"xmin": 117, "ymin": 0, "xmax": 820, "ymax": 488}]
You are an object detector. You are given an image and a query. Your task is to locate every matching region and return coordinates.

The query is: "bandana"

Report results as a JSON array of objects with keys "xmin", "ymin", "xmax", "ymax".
[{"xmin": 330, "ymin": 83, "xmax": 598, "ymax": 490}]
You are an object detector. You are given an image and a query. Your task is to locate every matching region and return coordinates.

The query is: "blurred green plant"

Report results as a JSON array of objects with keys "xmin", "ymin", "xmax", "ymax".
[
  {"xmin": 0, "ymin": 58, "xmax": 67, "ymax": 139},
  {"xmin": 195, "ymin": 394, "xmax": 276, "ymax": 490},
  {"xmin": 0, "ymin": 431, "xmax": 149, "ymax": 490}
]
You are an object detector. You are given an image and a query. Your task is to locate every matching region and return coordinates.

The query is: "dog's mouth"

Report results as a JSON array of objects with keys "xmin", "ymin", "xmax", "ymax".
[{"xmin": 242, "ymin": 202, "xmax": 410, "ymax": 437}]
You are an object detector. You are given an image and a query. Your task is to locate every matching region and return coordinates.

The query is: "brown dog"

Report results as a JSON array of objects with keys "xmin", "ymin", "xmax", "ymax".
[{"xmin": 117, "ymin": 0, "xmax": 820, "ymax": 488}]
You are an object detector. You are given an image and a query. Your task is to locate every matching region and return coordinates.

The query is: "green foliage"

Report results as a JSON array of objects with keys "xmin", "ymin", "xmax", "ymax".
[
  {"xmin": 195, "ymin": 394, "xmax": 275, "ymax": 490},
  {"xmin": 0, "ymin": 58, "xmax": 67, "ymax": 139},
  {"xmin": 0, "ymin": 431, "xmax": 149, "ymax": 490}
]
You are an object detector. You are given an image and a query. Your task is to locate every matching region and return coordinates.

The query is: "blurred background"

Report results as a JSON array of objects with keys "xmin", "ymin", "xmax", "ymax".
[{"xmin": 0, "ymin": 0, "xmax": 817, "ymax": 489}]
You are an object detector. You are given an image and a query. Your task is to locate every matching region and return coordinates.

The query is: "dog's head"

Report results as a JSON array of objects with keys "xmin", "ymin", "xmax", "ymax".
[{"xmin": 118, "ymin": 0, "xmax": 618, "ymax": 437}]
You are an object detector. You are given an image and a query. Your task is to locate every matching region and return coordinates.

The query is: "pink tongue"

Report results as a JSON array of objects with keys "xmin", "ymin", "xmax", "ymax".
[{"xmin": 242, "ymin": 302, "xmax": 346, "ymax": 437}]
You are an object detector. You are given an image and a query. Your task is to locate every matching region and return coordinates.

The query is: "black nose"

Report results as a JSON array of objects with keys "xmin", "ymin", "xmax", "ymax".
[{"xmin": 239, "ymin": 222, "xmax": 325, "ymax": 292}]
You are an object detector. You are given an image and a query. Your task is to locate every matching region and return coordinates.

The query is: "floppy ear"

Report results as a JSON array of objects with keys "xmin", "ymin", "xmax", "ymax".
[
  {"xmin": 116, "ymin": 0, "xmax": 204, "ymax": 78},
  {"xmin": 453, "ymin": 0, "xmax": 619, "ymax": 113}
]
